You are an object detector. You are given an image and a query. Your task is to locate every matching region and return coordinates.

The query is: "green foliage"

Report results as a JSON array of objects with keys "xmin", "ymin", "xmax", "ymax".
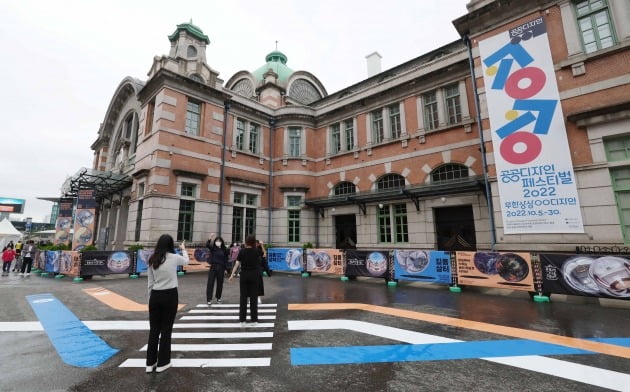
[
  {"xmin": 127, "ymin": 244, "xmax": 144, "ymax": 251},
  {"xmin": 39, "ymin": 243, "xmax": 71, "ymax": 251},
  {"xmin": 263, "ymin": 243, "xmax": 272, "ymax": 250},
  {"xmin": 79, "ymin": 245, "xmax": 98, "ymax": 252},
  {"xmin": 302, "ymin": 242, "xmax": 314, "ymax": 249}
]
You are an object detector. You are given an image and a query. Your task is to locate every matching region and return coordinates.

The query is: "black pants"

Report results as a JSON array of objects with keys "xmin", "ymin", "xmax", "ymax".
[
  {"xmin": 2, "ymin": 262, "xmax": 10, "ymax": 273},
  {"xmin": 21, "ymin": 257, "xmax": 33, "ymax": 273},
  {"xmin": 239, "ymin": 269, "xmax": 260, "ymax": 322},
  {"xmin": 206, "ymin": 264, "xmax": 225, "ymax": 302},
  {"xmin": 146, "ymin": 288, "xmax": 178, "ymax": 367}
]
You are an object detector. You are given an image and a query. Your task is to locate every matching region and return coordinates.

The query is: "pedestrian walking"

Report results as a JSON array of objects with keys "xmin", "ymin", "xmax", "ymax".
[
  {"xmin": 2, "ymin": 246, "xmax": 16, "ymax": 275},
  {"xmin": 13, "ymin": 240, "xmax": 23, "ymax": 272},
  {"xmin": 256, "ymin": 240, "xmax": 268, "ymax": 304},
  {"xmin": 229, "ymin": 235, "xmax": 260, "ymax": 326},
  {"xmin": 146, "ymin": 234, "xmax": 189, "ymax": 373},
  {"xmin": 205, "ymin": 233, "xmax": 228, "ymax": 305},
  {"xmin": 227, "ymin": 241, "xmax": 241, "ymax": 278},
  {"xmin": 20, "ymin": 240, "xmax": 37, "ymax": 276}
]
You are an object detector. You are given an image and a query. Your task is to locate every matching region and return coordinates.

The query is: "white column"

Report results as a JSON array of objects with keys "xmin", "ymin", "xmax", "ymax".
[
  {"xmin": 560, "ymin": 1, "xmax": 583, "ymax": 57},
  {"xmin": 416, "ymin": 96, "xmax": 425, "ymax": 132},
  {"xmin": 610, "ymin": 0, "xmax": 630, "ymax": 41},
  {"xmin": 459, "ymin": 80, "xmax": 471, "ymax": 121},
  {"xmin": 365, "ymin": 113, "xmax": 373, "ymax": 144},
  {"xmin": 436, "ymin": 88, "xmax": 447, "ymax": 128},
  {"xmin": 399, "ymin": 102, "xmax": 407, "ymax": 135},
  {"xmin": 384, "ymin": 106, "xmax": 392, "ymax": 140}
]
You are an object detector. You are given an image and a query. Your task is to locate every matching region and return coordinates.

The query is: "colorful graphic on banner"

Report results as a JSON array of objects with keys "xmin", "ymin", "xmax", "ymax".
[
  {"xmin": 44, "ymin": 251, "xmax": 60, "ymax": 273},
  {"xmin": 540, "ymin": 253, "xmax": 630, "ymax": 299},
  {"xmin": 36, "ymin": 250, "xmax": 46, "ymax": 270},
  {"xmin": 478, "ymin": 17, "xmax": 583, "ymax": 234},
  {"xmin": 267, "ymin": 248, "xmax": 303, "ymax": 271},
  {"xmin": 306, "ymin": 249, "xmax": 343, "ymax": 275},
  {"xmin": 345, "ymin": 250, "xmax": 389, "ymax": 278},
  {"xmin": 393, "ymin": 250, "xmax": 451, "ymax": 284},
  {"xmin": 72, "ymin": 189, "xmax": 96, "ymax": 251},
  {"xmin": 185, "ymin": 248, "xmax": 211, "ymax": 272},
  {"xmin": 59, "ymin": 251, "xmax": 81, "ymax": 276},
  {"xmin": 135, "ymin": 249, "xmax": 153, "ymax": 273},
  {"xmin": 81, "ymin": 251, "xmax": 134, "ymax": 275},
  {"xmin": 54, "ymin": 198, "xmax": 74, "ymax": 245},
  {"xmin": 456, "ymin": 251, "xmax": 534, "ymax": 291}
]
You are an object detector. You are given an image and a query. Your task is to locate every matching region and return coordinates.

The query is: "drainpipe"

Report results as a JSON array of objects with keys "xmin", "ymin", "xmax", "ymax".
[
  {"xmin": 464, "ymin": 35, "xmax": 497, "ymax": 250},
  {"xmin": 268, "ymin": 118, "xmax": 275, "ymax": 244},
  {"xmin": 217, "ymin": 100, "xmax": 231, "ymax": 234}
]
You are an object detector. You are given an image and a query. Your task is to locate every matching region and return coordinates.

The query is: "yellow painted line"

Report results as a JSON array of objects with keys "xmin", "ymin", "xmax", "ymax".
[
  {"xmin": 288, "ymin": 303, "xmax": 630, "ymax": 360},
  {"xmin": 83, "ymin": 287, "xmax": 185, "ymax": 312}
]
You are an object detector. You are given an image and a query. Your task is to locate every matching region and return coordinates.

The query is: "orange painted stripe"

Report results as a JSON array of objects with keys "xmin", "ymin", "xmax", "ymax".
[
  {"xmin": 288, "ymin": 303, "xmax": 630, "ymax": 360},
  {"xmin": 83, "ymin": 287, "xmax": 185, "ymax": 312}
]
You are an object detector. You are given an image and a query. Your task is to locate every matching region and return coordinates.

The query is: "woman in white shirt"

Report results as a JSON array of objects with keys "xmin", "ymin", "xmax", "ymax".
[{"xmin": 146, "ymin": 234, "xmax": 189, "ymax": 373}]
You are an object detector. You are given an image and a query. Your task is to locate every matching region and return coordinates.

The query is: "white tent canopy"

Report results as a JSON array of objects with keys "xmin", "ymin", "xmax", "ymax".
[{"xmin": 0, "ymin": 218, "xmax": 22, "ymax": 249}]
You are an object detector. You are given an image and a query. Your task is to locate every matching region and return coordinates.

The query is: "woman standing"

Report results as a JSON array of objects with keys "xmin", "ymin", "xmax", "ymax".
[
  {"xmin": 206, "ymin": 233, "xmax": 228, "ymax": 305},
  {"xmin": 146, "ymin": 234, "xmax": 189, "ymax": 373},
  {"xmin": 229, "ymin": 235, "xmax": 260, "ymax": 326}
]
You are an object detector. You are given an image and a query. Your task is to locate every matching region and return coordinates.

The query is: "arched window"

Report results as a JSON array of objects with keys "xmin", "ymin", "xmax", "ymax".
[
  {"xmin": 289, "ymin": 79, "xmax": 322, "ymax": 105},
  {"xmin": 431, "ymin": 164, "xmax": 469, "ymax": 183},
  {"xmin": 334, "ymin": 181, "xmax": 356, "ymax": 195},
  {"xmin": 233, "ymin": 78, "xmax": 254, "ymax": 98},
  {"xmin": 376, "ymin": 174, "xmax": 405, "ymax": 190},
  {"xmin": 187, "ymin": 45, "xmax": 197, "ymax": 58},
  {"xmin": 130, "ymin": 113, "xmax": 139, "ymax": 154}
]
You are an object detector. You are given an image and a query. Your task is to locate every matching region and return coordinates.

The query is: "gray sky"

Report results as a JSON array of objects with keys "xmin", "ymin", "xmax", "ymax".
[{"xmin": 0, "ymin": 0, "xmax": 469, "ymax": 222}]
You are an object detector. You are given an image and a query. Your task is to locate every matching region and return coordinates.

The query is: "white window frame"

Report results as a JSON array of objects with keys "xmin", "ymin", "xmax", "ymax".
[
  {"xmin": 416, "ymin": 81, "xmax": 469, "ymax": 133},
  {"xmin": 285, "ymin": 126, "xmax": 305, "ymax": 158},
  {"xmin": 232, "ymin": 117, "xmax": 263, "ymax": 155},
  {"xmin": 327, "ymin": 117, "xmax": 357, "ymax": 155},
  {"xmin": 185, "ymin": 100, "xmax": 201, "ymax": 136}
]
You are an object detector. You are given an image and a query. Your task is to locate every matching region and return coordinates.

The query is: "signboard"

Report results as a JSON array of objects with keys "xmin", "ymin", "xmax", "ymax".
[
  {"xmin": 81, "ymin": 251, "xmax": 134, "ymax": 275},
  {"xmin": 478, "ymin": 16, "xmax": 583, "ymax": 233},
  {"xmin": 54, "ymin": 198, "xmax": 74, "ymax": 246},
  {"xmin": 44, "ymin": 251, "xmax": 60, "ymax": 273},
  {"xmin": 393, "ymin": 250, "xmax": 451, "ymax": 284},
  {"xmin": 267, "ymin": 248, "xmax": 303, "ymax": 272},
  {"xmin": 72, "ymin": 189, "xmax": 96, "ymax": 251},
  {"xmin": 344, "ymin": 250, "xmax": 389, "ymax": 278},
  {"xmin": 0, "ymin": 198, "xmax": 25, "ymax": 214},
  {"xmin": 455, "ymin": 251, "xmax": 535, "ymax": 291},
  {"xmin": 306, "ymin": 249, "xmax": 343, "ymax": 275},
  {"xmin": 59, "ymin": 251, "xmax": 81, "ymax": 276},
  {"xmin": 540, "ymin": 253, "xmax": 630, "ymax": 299}
]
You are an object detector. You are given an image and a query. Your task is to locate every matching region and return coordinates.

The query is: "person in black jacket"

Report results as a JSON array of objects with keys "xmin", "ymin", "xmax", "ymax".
[
  {"xmin": 229, "ymin": 235, "xmax": 260, "ymax": 326},
  {"xmin": 205, "ymin": 233, "xmax": 228, "ymax": 305}
]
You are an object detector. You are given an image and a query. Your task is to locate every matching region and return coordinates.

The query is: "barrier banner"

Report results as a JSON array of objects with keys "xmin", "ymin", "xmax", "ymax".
[
  {"xmin": 135, "ymin": 249, "xmax": 153, "ymax": 274},
  {"xmin": 36, "ymin": 251, "xmax": 46, "ymax": 270},
  {"xmin": 59, "ymin": 251, "xmax": 81, "ymax": 276},
  {"xmin": 44, "ymin": 251, "xmax": 60, "ymax": 273},
  {"xmin": 455, "ymin": 251, "xmax": 535, "ymax": 291},
  {"xmin": 81, "ymin": 251, "xmax": 134, "ymax": 275},
  {"xmin": 393, "ymin": 250, "xmax": 451, "ymax": 284},
  {"xmin": 54, "ymin": 198, "xmax": 74, "ymax": 245},
  {"xmin": 306, "ymin": 248, "xmax": 343, "ymax": 275},
  {"xmin": 185, "ymin": 248, "xmax": 210, "ymax": 272},
  {"xmin": 267, "ymin": 248, "xmax": 303, "ymax": 272},
  {"xmin": 478, "ymin": 16, "xmax": 583, "ymax": 234},
  {"xmin": 72, "ymin": 189, "xmax": 96, "ymax": 251},
  {"xmin": 540, "ymin": 253, "xmax": 630, "ymax": 299},
  {"xmin": 345, "ymin": 250, "xmax": 389, "ymax": 278}
]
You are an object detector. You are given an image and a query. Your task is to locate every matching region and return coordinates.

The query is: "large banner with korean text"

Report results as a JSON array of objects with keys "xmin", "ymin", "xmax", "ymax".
[
  {"xmin": 71, "ymin": 189, "xmax": 96, "ymax": 250},
  {"xmin": 54, "ymin": 198, "xmax": 74, "ymax": 245},
  {"xmin": 306, "ymin": 249, "xmax": 344, "ymax": 275},
  {"xmin": 478, "ymin": 17, "xmax": 583, "ymax": 233},
  {"xmin": 81, "ymin": 251, "xmax": 134, "ymax": 275},
  {"xmin": 455, "ymin": 251, "xmax": 535, "ymax": 291},
  {"xmin": 344, "ymin": 250, "xmax": 389, "ymax": 278},
  {"xmin": 267, "ymin": 248, "xmax": 304, "ymax": 272},
  {"xmin": 393, "ymin": 250, "xmax": 451, "ymax": 284}
]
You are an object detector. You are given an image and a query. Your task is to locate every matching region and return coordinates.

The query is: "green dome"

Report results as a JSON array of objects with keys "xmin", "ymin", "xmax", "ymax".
[
  {"xmin": 168, "ymin": 21, "xmax": 210, "ymax": 44},
  {"xmin": 252, "ymin": 51, "xmax": 294, "ymax": 84}
]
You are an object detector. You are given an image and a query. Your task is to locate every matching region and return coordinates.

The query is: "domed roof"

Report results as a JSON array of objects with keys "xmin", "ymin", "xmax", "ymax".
[
  {"xmin": 168, "ymin": 21, "xmax": 210, "ymax": 44},
  {"xmin": 251, "ymin": 50, "xmax": 294, "ymax": 85}
]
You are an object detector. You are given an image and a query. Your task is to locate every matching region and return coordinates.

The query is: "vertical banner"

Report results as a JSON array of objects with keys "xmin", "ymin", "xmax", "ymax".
[
  {"xmin": 72, "ymin": 189, "xmax": 96, "ymax": 251},
  {"xmin": 455, "ymin": 251, "xmax": 535, "ymax": 291},
  {"xmin": 267, "ymin": 248, "xmax": 304, "ymax": 272},
  {"xmin": 344, "ymin": 250, "xmax": 389, "ymax": 278},
  {"xmin": 54, "ymin": 198, "xmax": 74, "ymax": 246},
  {"xmin": 306, "ymin": 249, "xmax": 344, "ymax": 275},
  {"xmin": 393, "ymin": 250, "xmax": 451, "ymax": 284},
  {"xmin": 59, "ymin": 251, "xmax": 81, "ymax": 276},
  {"xmin": 478, "ymin": 17, "xmax": 583, "ymax": 233}
]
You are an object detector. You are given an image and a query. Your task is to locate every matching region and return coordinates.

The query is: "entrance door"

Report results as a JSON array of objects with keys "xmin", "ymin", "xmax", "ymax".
[
  {"xmin": 434, "ymin": 205, "xmax": 476, "ymax": 251},
  {"xmin": 335, "ymin": 214, "xmax": 357, "ymax": 249}
]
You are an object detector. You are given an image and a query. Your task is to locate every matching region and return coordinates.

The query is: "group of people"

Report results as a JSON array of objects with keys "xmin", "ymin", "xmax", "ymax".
[
  {"xmin": 145, "ymin": 232, "xmax": 271, "ymax": 373},
  {"xmin": 1, "ymin": 240, "xmax": 37, "ymax": 276}
]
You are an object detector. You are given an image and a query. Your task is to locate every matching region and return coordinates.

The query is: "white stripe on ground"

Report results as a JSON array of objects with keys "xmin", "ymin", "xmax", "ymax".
[
  {"xmin": 139, "ymin": 343, "xmax": 272, "ymax": 351},
  {"xmin": 119, "ymin": 358, "xmax": 271, "ymax": 368},
  {"xmin": 196, "ymin": 304, "xmax": 277, "ymax": 308},
  {"xmin": 188, "ymin": 309, "xmax": 276, "ymax": 313},
  {"xmin": 288, "ymin": 319, "xmax": 630, "ymax": 392},
  {"xmin": 0, "ymin": 320, "xmax": 274, "ymax": 331},
  {"xmin": 174, "ymin": 322, "xmax": 274, "ymax": 328},
  {"xmin": 180, "ymin": 315, "xmax": 275, "ymax": 320},
  {"xmin": 172, "ymin": 332, "xmax": 273, "ymax": 338}
]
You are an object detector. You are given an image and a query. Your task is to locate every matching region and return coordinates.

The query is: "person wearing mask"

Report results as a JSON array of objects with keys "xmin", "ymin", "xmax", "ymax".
[
  {"xmin": 229, "ymin": 235, "xmax": 260, "ymax": 326},
  {"xmin": 227, "ymin": 242, "xmax": 241, "ymax": 278},
  {"xmin": 146, "ymin": 234, "xmax": 188, "ymax": 373},
  {"xmin": 20, "ymin": 240, "xmax": 37, "ymax": 277},
  {"xmin": 205, "ymin": 233, "xmax": 228, "ymax": 305}
]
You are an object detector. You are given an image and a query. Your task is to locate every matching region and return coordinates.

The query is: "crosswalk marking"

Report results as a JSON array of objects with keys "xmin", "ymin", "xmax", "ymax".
[
  {"xmin": 172, "ymin": 332, "xmax": 273, "ymax": 339},
  {"xmin": 119, "ymin": 358, "xmax": 271, "ymax": 368},
  {"xmin": 139, "ymin": 343, "xmax": 272, "ymax": 351},
  {"xmin": 174, "ymin": 323, "xmax": 274, "ymax": 329},
  {"xmin": 180, "ymin": 315, "xmax": 276, "ymax": 320},
  {"xmin": 188, "ymin": 309, "xmax": 277, "ymax": 314},
  {"xmin": 196, "ymin": 304, "xmax": 277, "ymax": 308}
]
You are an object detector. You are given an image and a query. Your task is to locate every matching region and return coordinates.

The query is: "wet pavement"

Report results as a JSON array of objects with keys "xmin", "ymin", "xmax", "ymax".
[{"xmin": 1, "ymin": 271, "xmax": 629, "ymax": 392}]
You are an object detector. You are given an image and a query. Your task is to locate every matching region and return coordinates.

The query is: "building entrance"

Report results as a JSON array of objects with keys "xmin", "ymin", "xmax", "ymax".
[
  {"xmin": 335, "ymin": 214, "xmax": 357, "ymax": 249},
  {"xmin": 434, "ymin": 205, "xmax": 476, "ymax": 251}
]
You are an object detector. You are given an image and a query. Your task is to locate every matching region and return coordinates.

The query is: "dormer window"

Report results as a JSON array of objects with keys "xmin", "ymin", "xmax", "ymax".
[{"xmin": 187, "ymin": 45, "xmax": 197, "ymax": 58}]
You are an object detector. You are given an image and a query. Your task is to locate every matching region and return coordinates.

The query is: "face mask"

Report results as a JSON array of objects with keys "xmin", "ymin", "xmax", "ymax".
[{"xmin": 215, "ymin": 241, "xmax": 222, "ymax": 247}]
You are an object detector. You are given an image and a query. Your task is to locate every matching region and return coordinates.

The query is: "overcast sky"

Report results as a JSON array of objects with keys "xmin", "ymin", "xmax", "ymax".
[{"xmin": 0, "ymin": 0, "xmax": 469, "ymax": 222}]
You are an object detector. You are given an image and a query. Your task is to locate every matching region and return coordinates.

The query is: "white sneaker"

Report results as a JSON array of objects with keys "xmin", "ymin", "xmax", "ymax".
[
  {"xmin": 25, "ymin": 273, "xmax": 30, "ymax": 277},
  {"xmin": 217, "ymin": 298, "xmax": 222, "ymax": 304},
  {"xmin": 257, "ymin": 297, "xmax": 262, "ymax": 304},
  {"xmin": 207, "ymin": 301, "xmax": 212, "ymax": 307},
  {"xmin": 145, "ymin": 363, "xmax": 156, "ymax": 373},
  {"xmin": 240, "ymin": 322, "xmax": 246, "ymax": 328},
  {"xmin": 155, "ymin": 362, "xmax": 171, "ymax": 373},
  {"xmin": 19, "ymin": 273, "xmax": 24, "ymax": 277},
  {"xmin": 248, "ymin": 321, "xmax": 258, "ymax": 326}
]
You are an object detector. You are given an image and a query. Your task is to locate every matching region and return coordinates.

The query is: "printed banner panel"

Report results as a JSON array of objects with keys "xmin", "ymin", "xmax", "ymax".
[
  {"xmin": 81, "ymin": 251, "xmax": 134, "ymax": 275},
  {"xmin": 478, "ymin": 17, "xmax": 583, "ymax": 233},
  {"xmin": 44, "ymin": 251, "xmax": 60, "ymax": 273},
  {"xmin": 58, "ymin": 251, "xmax": 81, "ymax": 276},
  {"xmin": 455, "ymin": 251, "xmax": 535, "ymax": 291},
  {"xmin": 345, "ymin": 250, "xmax": 389, "ymax": 278},
  {"xmin": 306, "ymin": 249, "xmax": 344, "ymax": 275},
  {"xmin": 36, "ymin": 251, "xmax": 46, "ymax": 270},
  {"xmin": 393, "ymin": 250, "xmax": 451, "ymax": 284},
  {"xmin": 540, "ymin": 253, "xmax": 630, "ymax": 299},
  {"xmin": 267, "ymin": 248, "xmax": 303, "ymax": 272},
  {"xmin": 54, "ymin": 198, "xmax": 74, "ymax": 246},
  {"xmin": 185, "ymin": 248, "xmax": 211, "ymax": 272},
  {"xmin": 72, "ymin": 189, "xmax": 96, "ymax": 251}
]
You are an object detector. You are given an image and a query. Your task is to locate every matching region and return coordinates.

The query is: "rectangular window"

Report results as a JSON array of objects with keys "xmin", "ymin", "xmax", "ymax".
[
  {"xmin": 371, "ymin": 110, "xmax": 384, "ymax": 144},
  {"xmin": 445, "ymin": 84, "xmax": 462, "ymax": 125},
  {"xmin": 288, "ymin": 210, "xmax": 301, "ymax": 243},
  {"xmin": 331, "ymin": 123, "xmax": 341, "ymax": 154},
  {"xmin": 344, "ymin": 119, "xmax": 354, "ymax": 150},
  {"xmin": 289, "ymin": 127, "xmax": 301, "ymax": 157},
  {"xmin": 137, "ymin": 182, "xmax": 145, "ymax": 197},
  {"xmin": 125, "ymin": 115, "xmax": 133, "ymax": 139},
  {"xmin": 185, "ymin": 101, "xmax": 201, "ymax": 136},
  {"xmin": 377, "ymin": 204, "xmax": 408, "ymax": 243},
  {"xmin": 248, "ymin": 122, "xmax": 259, "ymax": 154},
  {"xmin": 605, "ymin": 137, "xmax": 630, "ymax": 161},
  {"xmin": 231, "ymin": 206, "xmax": 244, "ymax": 243},
  {"xmin": 245, "ymin": 208, "xmax": 256, "ymax": 237},
  {"xmin": 232, "ymin": 192, "xmax": 257, "ymax": 242},
  {"xmin": 287, "ymin": 195, "xmax": 301, "ymax": 207},
  {"xmin": 246, "ymin": 194, "xmax": 257, "ymax": 206},
  {"xmin": 393, "ymin": 204, "xmax": 409, "ymax": 243},
  {"xmin": 177, "ymin": 199, "xmax": 194, "ymax": 241},
  {"xmin": 423, "ymin": 91, "xmax": 439, "ymax": 130},
  {"xmin": 181, "ymin": 183, "xmax": 196, "ymax": 197},
  {"xmin": 236, "ymin": 119, "xmax": 246, "ymax": 151},
  {"xmin": 389, "ymin": 104, "xmax": 402, "ymax": 139},
  {"xmin": 134, "ymin": 199, "xmax": 143, "ymax": 242},
  {"xmin": 575, "ymin": 0, "xmax": 615, "ymax": 54},
  {"xmin": 145, "ymin": 101, "xmax": 155, "ymax": 135},
  {"xmin": 377, "ymin": 205, "xmax": 392, "ymax": 243}
]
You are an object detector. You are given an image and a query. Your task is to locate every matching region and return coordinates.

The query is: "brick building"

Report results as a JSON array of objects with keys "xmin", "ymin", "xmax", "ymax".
[{"xmin": 73, "ymin": 0, "xmax": 629, "ymax": 252}]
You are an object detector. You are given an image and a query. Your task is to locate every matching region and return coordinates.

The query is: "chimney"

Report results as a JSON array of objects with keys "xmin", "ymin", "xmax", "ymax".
[{"xmin": 365, "ymin": 51, "xmax": 382, "ymax": 78}]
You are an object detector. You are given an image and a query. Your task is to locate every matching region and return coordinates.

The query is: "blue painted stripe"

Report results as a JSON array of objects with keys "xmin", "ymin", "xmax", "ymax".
[
  {"xmin": 290, "ymin": 338, "xmax": 630, "ymax": 366},
  {"xmin": 27, "ymin": 293, "xmax": 118, "ymax": 367}
]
